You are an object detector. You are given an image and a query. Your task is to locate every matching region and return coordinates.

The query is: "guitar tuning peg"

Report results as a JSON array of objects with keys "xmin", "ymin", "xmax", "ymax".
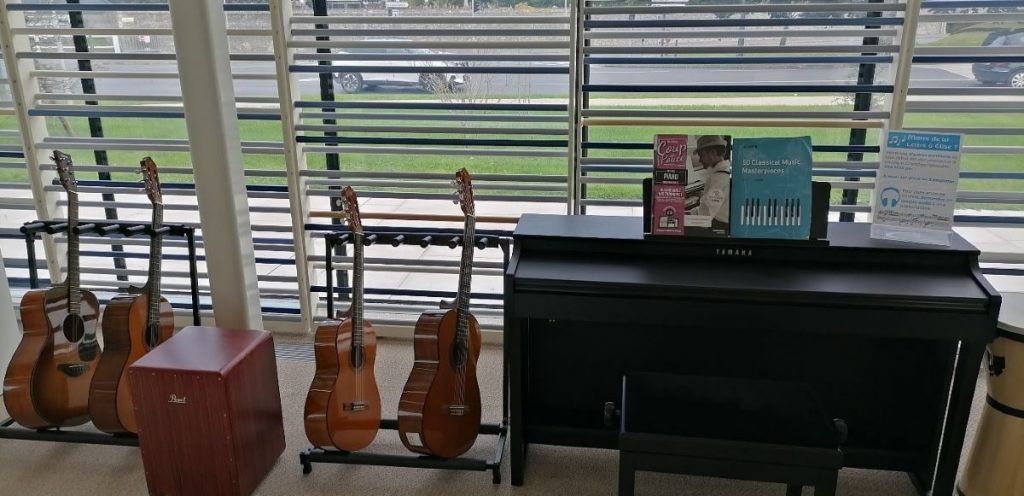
[
  {"xmin": 450, "ymin": 179, "xmax": 457, "ymax": 187},
  {"xmin": 452, "ymin": 198, "xmax": 460, "ymax": 205}
]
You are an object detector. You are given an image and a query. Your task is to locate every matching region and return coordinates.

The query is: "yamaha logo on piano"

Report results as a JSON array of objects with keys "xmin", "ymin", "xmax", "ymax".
[
  {"xmin": 714, "ymin": 248, "xmax": 753, "ymax": 257},
  {"xmin": 168, "ymin": 394, "xmax": 188, "ymax": 405}
]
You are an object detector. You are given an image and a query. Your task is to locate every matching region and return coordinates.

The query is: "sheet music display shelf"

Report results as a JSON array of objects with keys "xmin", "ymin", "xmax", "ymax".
[
  {"xmin": 504, "ymin": 214, "xmax": 1000, "ymax": 496},
  {"xmin": 0, "ymin": 219, "xmax": 202, "ymax": 447},
  {"xmin": 299, "ymin": 225, "xmax": 511, "ymax": 483}
]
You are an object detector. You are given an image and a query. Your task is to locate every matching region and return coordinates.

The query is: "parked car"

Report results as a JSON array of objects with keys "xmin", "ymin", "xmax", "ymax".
[
  {"xmin": 972, "ymin": 30, "xmax": 1024, "ymax": 88},
  {"xmin": 331, "ymin": 45, "xmax": 468, "ymax": 94}
]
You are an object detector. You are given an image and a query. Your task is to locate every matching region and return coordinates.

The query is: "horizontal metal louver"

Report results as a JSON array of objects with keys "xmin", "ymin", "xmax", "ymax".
[{"xmin": 0, "ymin": 0, "xmax": 1019, "ymax": 332}]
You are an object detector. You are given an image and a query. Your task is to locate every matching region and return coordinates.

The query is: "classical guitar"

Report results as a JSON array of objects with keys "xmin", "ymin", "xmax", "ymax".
[
  {"xmin": 304, "ymin": 186, "xmax": 382, "ymax": 452},
  {"xmin": 3, "ymin": 151, "xmax": 100, "ymax": 428},
  {"xmin": 398, "ymin": 168, "xmax": 482, "ymax": 458},
  {"xmin": 89, "ymin": 157, "xmax": 175, "ymax": 434}
]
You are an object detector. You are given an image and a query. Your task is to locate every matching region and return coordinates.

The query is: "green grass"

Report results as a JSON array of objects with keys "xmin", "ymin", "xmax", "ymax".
[
  {"xmin": 1, "ymin": 103, "xmax": 1021, "ymax": 206},
  {"xmin": 924, "ymin": 30, "xmax": 991, "ymax": 47},
  {"xmin": 924, "ymin": 22, "xmax": 1024, "ymax": 47}
]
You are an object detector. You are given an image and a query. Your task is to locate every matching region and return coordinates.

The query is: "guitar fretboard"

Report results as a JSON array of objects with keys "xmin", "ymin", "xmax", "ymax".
[
  {"xmin": 146, "ymin": 207, "xmax": 164, "ymax": 346},
  {"xmin": 351, "ymin": 232, "xmax": 365, "ymax": 350},
  {"xmin": 67, "ymin": 191, "xmax": 81, "ymax": 316},
  {"xmin": 455, "ymin": 215, "xmax": 476, "ymax": 345}
]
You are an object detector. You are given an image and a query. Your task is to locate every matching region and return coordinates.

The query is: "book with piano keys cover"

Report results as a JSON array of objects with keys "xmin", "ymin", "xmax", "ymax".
[{"xmin": 729, "ymin": 136, "xmax": 813, "ymax": 239}]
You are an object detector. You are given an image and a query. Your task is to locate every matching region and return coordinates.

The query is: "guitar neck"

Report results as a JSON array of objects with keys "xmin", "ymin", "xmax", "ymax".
[
  {"xmin": 456, "ymin": 215, "xmax": 476, "ymax": 343},
  {"xmin": 146, "ymin": 207, "xmax": 164, "ymax": 334},
  {"xmin": 67, "ymin": 192, "xmax": 81, "ymax": 315},
  {"xmin": 352, "ymin": 233, "xmax": 365, "ymax": 350}
]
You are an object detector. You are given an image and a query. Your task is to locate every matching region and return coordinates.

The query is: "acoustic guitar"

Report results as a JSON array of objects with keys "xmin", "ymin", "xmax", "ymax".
[
  {"xmin": 398, "ymin": 168, "xmax": 482, "ymax": 458},
  {"xmin": 89, "ymin": 157, "xmax": 174, "ymax": 434},
  {"xmin": 3, "ymin": 150, "xmax": 101, "ymax": 428},
  {"xmin": 304, "ymin": 186, "xmax": 382, "ymax": 452}
]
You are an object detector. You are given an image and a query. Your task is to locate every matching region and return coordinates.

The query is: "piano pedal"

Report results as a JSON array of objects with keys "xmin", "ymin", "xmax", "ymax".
[
  {"xmin": 343, "ymin": 401, "xmax": 368, "ymax": 412},
  {"xmin": 448, "ymin": 404, "xmax": 466, "ymax": 416}
]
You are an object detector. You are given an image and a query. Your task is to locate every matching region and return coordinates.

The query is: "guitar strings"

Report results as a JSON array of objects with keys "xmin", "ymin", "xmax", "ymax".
[{"xmin": 454, "ymin": 215, "xmax": 475, "ymax": 412}]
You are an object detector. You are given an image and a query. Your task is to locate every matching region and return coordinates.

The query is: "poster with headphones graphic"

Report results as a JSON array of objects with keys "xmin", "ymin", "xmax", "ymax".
[{"xmin": 871, "ymin": 130, "xmax": 963, "ymax": 246}]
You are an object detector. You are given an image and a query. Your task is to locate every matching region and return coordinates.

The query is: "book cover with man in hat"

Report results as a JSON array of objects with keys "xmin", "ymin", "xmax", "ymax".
[
  {"xmin": 650, "ymin": 134, "xmax": 732, "ymax": 237},
  {"xmin": 686, "ymin": 134, "xmax": 732, "ymax": 237}
]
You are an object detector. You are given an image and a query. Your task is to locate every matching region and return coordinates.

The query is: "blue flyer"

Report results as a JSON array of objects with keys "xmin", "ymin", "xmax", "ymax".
[{"xmin": 871, "ymin": 130, "xmax": 963, "ymax": 246}]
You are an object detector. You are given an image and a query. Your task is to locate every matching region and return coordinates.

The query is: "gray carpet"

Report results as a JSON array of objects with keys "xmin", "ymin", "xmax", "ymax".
[{"xmin": 0, "ymin": 337, "xmax": 986, "ymax": 496}]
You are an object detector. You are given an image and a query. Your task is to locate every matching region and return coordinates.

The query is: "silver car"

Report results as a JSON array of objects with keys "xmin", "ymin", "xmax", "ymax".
[{"xmin": 332, "ymin": 46, "xmax": 468, "ymax": 94}]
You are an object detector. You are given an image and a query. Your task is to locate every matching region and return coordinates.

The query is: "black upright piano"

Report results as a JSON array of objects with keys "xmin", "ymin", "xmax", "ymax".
[{"xmin": 504, "ymin": 214, "xmax": 1000, "ymax": 496}]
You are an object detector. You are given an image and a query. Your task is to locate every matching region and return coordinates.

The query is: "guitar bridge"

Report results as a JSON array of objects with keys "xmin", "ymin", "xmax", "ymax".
[
  {"xmin": 57, "ymin": 363, "xmax": 88, "ymax": 378},
  {"xmin": 343, "ymin": 401, "xmax": 368, "ymax": 412},
  {"xmin": 448, "ymin": 404, "xmax": 466, "ymax": 416}
]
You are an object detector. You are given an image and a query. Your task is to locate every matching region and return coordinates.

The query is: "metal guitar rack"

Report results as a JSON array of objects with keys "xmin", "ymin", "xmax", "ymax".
[
  {"xmin": 299, "ymin": 224, "xmax": 511, "ymax": 484},
  {"xmin": 0, "ymin": 219, "xmax": 202, "ymax": 446}
]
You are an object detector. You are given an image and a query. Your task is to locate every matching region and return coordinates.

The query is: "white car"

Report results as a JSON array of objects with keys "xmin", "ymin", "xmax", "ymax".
[{"xmin": 331, "ymin": 47, "xmax": 468, "ymax": 94}]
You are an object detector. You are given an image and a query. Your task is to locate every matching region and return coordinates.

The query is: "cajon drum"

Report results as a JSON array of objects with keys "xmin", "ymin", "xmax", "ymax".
[{"xmin": 129, "ymin": 326, "xmax": 285, "ymax": 496}]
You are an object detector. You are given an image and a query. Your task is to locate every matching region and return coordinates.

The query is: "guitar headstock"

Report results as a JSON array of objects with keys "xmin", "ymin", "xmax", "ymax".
[
  {"xmin": 454, "ymin": 168, "xmax": 474, "ymax": 217},
  {"xmin": 341, "ymin": 186, "xmax": 363, "ymax": 234},
  {"xmin": 140, "ymin": 157, "xmax": 163, "ymax": 205},
  {"xmin": 52, "ymin": 150, "xmax": 77, "ymax": 194}
]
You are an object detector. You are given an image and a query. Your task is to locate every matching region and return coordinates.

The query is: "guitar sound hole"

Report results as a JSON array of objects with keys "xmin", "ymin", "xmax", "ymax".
[
  {"xmin": 62, "ymin": 314, "xmax": 85, "ymax": 343},
  {"xmin": 144, "ymin": 325, "xmax": 158, "ymax": 349},
  {"xmin": 451, "ymin": 341, "xmax": 467, "ymax": 368},
  {"xmin": 78, "ymin": 339, "xmax": 98, "ymax": 362},
  {"xmin": 350, "ymin": 346, "xmax": 364, "ymax": 370}
]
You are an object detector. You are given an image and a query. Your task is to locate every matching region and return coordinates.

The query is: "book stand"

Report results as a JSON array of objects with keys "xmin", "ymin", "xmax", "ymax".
[{"xmin": 641, "ymin": 177, "xmax": 832, "ymax": 245}]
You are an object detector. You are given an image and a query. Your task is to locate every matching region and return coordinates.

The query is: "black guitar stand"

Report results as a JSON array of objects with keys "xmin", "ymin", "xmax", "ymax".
[
  {"xmin": 0, "ymin": 219, "xmax": 203, "ymax": 446},
  {"xmin": 299, "ymin": 225, "xmax": 512, "ymax": 484}
]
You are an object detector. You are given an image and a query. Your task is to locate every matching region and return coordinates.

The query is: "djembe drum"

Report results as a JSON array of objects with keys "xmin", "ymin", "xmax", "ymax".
[{"xmin": 959, "ymin": 294, "xmax": 1024, "ymax": 496}]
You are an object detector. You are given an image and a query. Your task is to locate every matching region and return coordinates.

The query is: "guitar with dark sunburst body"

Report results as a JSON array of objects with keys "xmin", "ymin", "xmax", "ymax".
[{"xmin": 3, "ymin": 150, "xmax": 101, "ymax": 428}]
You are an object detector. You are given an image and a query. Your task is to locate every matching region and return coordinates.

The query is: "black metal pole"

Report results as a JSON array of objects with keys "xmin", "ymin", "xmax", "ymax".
[
  {"xmin": 25, "ymin": 231, "xmax": 38, "ymax": 289},
  {"xmin": 325, "ymin": 235, "xmax": 334, "ymax": 319},
  {"xmin": 66, "ymin": 0, "xmax": 127, "ymax": 280},
  {"xmin": 312, "ymin": 0, "xmax": 349, "ymax": 296},
  {"xmin": 839, "ymin": 0, "xmax": 883, "ymax": 222},
  {"xmin": 579, "ymin": 7, "xmax": 591, "ymax": 215},
  {"xmin": 186, "ymin": 229, "xmax": 200, "ymax": 326}
]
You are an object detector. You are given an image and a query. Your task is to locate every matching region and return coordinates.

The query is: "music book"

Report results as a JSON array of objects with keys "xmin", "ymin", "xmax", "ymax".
[
  {"xmin": 651, "ymin": 134, "xmax": 732, "ymax": 237},
  {"xmin": 729, "ymin": 136, "xmax": 813, "ymax": 239}
]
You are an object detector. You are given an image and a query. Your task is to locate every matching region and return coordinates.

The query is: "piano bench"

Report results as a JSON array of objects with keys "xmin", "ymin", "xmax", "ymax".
[{"xmin": 619, "ymin": 373, "xmax": 845, "ymax": 496}]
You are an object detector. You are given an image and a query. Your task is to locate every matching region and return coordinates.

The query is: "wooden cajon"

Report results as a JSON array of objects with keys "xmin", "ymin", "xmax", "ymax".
[{"xmin": 129, "ymin": 326, "xmax": 285, "ymax": 496}]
